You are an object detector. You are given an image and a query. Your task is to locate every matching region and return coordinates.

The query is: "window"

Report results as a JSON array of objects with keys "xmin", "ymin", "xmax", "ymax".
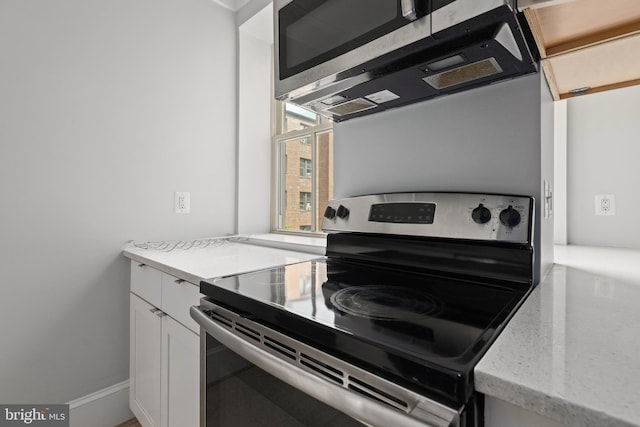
[
  {"xmin": 283, "ymin": 103, "xmax": 318, "ymax": 131},
  {"xmin": 274, "ymin": 102, "xmax": 333, "ymax": 234},
  {"xmin": 299, "ymin": 158, "xmax": 312, "ymax": 178},
  {"xmin": 299, "ymin": 192, "xmax": 312, "ymax": 210}
]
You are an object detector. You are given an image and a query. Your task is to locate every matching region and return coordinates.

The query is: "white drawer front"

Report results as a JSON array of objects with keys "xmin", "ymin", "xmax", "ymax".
[
  {"xmin": 161, "ymin": 273, "xmax": 202, "ymax": 334},
  {"xmin": 130, "ymin": 261, "xmax": 162, "ymax": 307}
]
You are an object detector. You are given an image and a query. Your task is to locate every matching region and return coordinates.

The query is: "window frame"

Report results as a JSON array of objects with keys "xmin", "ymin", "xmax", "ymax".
[{"xmin": 271, "ymin": 102, "xmax": 333, "ymax": 236}]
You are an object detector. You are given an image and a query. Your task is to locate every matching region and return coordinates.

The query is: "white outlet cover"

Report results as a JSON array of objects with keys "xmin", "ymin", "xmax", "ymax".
[
  {"xmin": 594, "ymin": 194, "xmax": 615, "ymax": 216},
  {"xmin": 175, "ymin": 192, "xmax": 190, "ymax": 214}
]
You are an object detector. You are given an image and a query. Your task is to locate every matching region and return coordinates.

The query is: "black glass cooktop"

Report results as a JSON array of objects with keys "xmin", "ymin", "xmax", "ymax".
[{"xmin": 200, "ymin": 257, "xmax": 528, "ymax": 406}]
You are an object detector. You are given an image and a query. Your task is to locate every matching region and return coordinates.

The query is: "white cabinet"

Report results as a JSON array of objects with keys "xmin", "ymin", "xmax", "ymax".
[
  {"xmin": 161, "ymin": 273, "xmax": 201, "ymax": 334},
  {"xmin": 130, "ymin": 293, "xmax": 162, "ymax": 427},
  {"xmin": 131, "ymin": 262, "xmax": 162, "ymax": 308},
  {"xmin": 129, "ymin": 261, "xmax": 201, "ymax": 427},
  {"xmin": 162, "ymin": 315, "xmax": 199, "ymax": 427}
]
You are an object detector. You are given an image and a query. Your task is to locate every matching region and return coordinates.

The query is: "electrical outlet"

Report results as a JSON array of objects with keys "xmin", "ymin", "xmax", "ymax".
[
  {"xmin": 175, "ymin": 192, "xmax": 190, "ymax": 214},
  {"xmin": 594, "ymin": 194, "xmax": 615, "ymax": 216}
]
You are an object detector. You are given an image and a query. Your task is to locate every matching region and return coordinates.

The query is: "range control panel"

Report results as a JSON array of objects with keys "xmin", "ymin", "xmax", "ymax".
[
  {"xmin": 322, "ymin": 193, "xmax": 533, "ymax": 244},
  {"xmin": 369, "ymin": 203, "xmax": 436, "ymax": 224}
]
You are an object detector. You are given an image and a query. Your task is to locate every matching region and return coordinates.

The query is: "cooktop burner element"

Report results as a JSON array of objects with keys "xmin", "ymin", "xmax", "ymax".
[{"xmin": 329, "ymin": 285, "xmax": 442, "ymax": 321}]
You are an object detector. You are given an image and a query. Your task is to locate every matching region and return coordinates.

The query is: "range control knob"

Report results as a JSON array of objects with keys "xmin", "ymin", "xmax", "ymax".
[
  {"xmin": 471, "ymin": 204, "xmax": 492, "ymax": 224},
  {"xmin": 336, "ymin": 205, "xmax": 350, "ymax": 219},
  {"xmin": 323, "ymin": 206, "xmax": 337, "ymax": 220},
  {"xmin": 499, "ymin": 205, "xmax": 521, "ymax": 227}
]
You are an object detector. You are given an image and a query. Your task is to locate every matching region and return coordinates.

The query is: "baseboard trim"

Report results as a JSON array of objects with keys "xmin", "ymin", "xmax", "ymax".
[{"xmin": 68, "ymin": 380, "xmax": 134, "ymax": 427}]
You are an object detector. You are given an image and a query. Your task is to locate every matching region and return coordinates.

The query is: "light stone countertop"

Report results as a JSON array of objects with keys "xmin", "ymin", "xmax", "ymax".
[
  {"xmin": 122, "ymin": 235, "xmax": 322, "ymax": 285},
  {"xmin": 475, "ymin": 245, "xmax": 640, "ymax": 427}
]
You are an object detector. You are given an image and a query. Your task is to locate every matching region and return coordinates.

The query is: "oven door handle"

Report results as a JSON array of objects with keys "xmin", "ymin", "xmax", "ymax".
[{"xmin": 190, "ymin": 305, "xmax": 458, "ymax": 427}]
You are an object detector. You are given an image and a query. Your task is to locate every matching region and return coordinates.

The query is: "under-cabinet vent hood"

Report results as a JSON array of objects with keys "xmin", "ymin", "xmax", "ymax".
[{"xmin": 274, "ymin": 0, "xmax": 539, "ymax": 121}]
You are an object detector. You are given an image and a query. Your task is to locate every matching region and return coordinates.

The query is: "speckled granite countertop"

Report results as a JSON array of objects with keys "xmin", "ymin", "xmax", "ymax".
[{"xmin": 475, "ymin": 245, "xmax": 640, "ymax": 427}]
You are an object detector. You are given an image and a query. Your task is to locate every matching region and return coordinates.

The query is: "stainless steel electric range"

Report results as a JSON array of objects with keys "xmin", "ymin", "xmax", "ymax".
[{"xmin": 191, "ymin": 192, "xmax": 535, "ymax": 427}]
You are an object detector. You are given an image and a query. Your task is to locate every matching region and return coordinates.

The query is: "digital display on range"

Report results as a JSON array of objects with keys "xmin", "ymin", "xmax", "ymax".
[{"xmin": 369, "ymin": 203, "xmax": 436, "ymax": 224}]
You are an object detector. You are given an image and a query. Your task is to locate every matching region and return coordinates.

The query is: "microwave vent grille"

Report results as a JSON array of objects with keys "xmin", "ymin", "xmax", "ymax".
[
  {"xmin": 324, "ymin": 98, "xmax": 377, "ymax": 116},
  {"xmin": 422, "ymin": 57, "xmax": 503, "ymax": 90}
]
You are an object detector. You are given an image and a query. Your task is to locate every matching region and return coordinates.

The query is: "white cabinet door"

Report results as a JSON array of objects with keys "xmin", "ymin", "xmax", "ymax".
[
  {"xmin": 130, "ymin": 263, "xmax": 200, "ymax": 427},
  {"xmin": 130, "ymin": 293, "xmax": 162, "ymax": 427},
  {"xmin": 161, "ymin": 316, "xmax": 200, "ymax": 427}
]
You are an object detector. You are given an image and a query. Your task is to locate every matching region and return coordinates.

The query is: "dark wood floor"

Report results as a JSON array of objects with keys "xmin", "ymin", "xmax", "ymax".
[{"xmin": 114, "ymin": 418, "xmax": 141, "ymax": 427}]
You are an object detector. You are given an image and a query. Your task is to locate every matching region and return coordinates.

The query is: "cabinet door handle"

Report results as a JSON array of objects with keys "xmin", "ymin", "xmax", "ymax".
[
  {"xmin": 174, "ymin": 279, "xmax": 186, "ymax": 285},
  {"xmin": 149, "ymin": 307, "xmax": 161, "ymax": 314},
  {"xmin": 137, "ymin": 263, "xmax": 146, "ymax": 268},
  {"xmin": 155, "ymin": 310, "xmax": 168, "ymax": 318}
]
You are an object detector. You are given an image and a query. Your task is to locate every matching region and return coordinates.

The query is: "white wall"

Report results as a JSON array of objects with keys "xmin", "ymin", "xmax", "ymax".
[
  {"xmin": 553, "ymin": 100, "xmax": 568, "ymax": 245},
  {"xmin": 0, "ymin": 0, "xmax": 236, "ymax": 405},
  {"xmin": 566, "ymin": 85, "xmax": 640, "ymax": 249},
  {"xmin": 237, "ymin": 3, "xmax": 274, "ymax": 234},
  {"xmin": 334, "ymin": 72, "xmax": 554, "ymax": 283},
  {"xmin": 539, "ymin": 73, "xmax": 556, "ymax": 280}
]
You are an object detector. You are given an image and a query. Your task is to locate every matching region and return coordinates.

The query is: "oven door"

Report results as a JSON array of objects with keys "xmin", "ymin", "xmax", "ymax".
[
  {"xmin": 274, "ymin": 0, "xmax": 456, "ymax": 101},
  {"xmin": 190, "ymin": 301, "xmax": 460, "ymax": 427}
]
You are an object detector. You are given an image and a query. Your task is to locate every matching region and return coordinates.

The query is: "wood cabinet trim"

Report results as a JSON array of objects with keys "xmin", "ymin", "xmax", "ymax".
[
  {"xmin": 546, "ymin": 20, "xmax": 640, "ymax": 56},
  {"xmin": 559, "ymin": 78, "xmax": 640, "ymax": 100}
]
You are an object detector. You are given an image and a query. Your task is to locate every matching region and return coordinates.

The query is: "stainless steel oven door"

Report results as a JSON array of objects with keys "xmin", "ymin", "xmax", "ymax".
[{"xmin": 191, "ymin": 300, "xmax": 460, "ymax": 427}]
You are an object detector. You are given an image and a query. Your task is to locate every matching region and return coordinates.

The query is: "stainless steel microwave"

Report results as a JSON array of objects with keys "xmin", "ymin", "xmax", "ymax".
[{"xmin": 274, "ymin": 0, "xmax": 538, "ymax": 121}]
